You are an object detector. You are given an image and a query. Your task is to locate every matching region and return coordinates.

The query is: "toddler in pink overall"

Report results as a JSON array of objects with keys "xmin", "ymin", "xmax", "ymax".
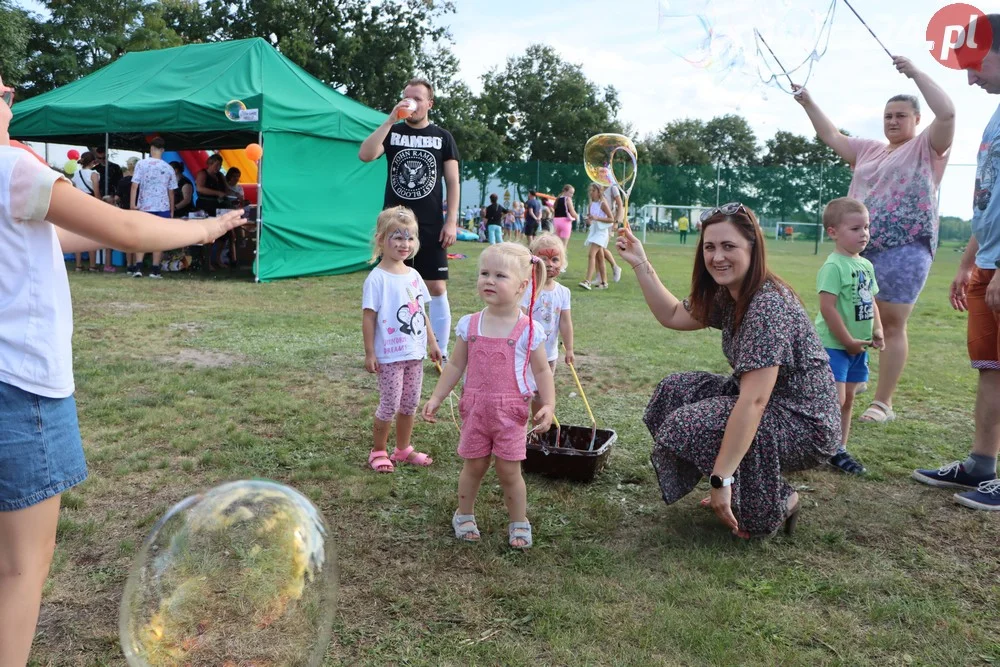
[{"xmin": 457, "ymin": 311, "xmax": 534, "ymax": 461}]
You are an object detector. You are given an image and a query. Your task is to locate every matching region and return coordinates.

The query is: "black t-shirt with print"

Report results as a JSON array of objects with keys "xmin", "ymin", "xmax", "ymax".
[{"xmin": 381, "ymin": 122, "xmax": 459, "ymax": 234}]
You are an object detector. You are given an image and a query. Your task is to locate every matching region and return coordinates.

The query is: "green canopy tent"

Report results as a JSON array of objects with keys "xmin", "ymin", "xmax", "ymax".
[{"xmin": 10, "ymin": 38, "xmax": 388, "ymax": 281}]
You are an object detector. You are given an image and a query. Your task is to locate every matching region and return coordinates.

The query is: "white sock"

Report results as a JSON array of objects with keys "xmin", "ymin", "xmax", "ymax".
[{"xmin": 429, "ymin": 291, "xmax": 451, "ymax": 357}]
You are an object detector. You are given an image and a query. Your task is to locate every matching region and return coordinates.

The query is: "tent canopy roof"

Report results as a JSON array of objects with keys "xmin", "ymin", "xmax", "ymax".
[{"xmin": 10, "ymin": 38, "xmax": 386, "ymax": 151}]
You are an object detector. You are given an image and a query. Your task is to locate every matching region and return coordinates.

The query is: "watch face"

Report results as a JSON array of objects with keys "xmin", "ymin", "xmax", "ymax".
[{"xmin": 710, "ymin": 475, "xmax": 722, "ymax": 489}]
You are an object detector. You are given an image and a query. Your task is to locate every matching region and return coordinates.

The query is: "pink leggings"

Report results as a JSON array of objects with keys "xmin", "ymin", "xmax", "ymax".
[
  {"xmin": 553, "ymin": 216, "xmax": 573, "ymax": 239},
  {"xmin": 375, "ymin": 359, "xmax": 423, "ymax": 422}
]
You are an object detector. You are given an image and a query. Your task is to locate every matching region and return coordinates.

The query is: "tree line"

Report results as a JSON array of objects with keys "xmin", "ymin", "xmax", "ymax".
[{"xmin": 0, "ymin": 0, "xmax": 971, "ymax": 232}]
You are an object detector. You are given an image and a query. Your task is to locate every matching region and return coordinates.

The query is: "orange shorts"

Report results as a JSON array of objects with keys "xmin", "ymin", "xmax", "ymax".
[{"xmin": 967, "ymin": 267, "xmax": 1000, "ymax": 369}]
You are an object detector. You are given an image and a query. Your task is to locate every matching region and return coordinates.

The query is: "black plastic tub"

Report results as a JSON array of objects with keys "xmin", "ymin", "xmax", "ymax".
[{"xmin": 523, "ymin": 425, "xmax": 617, "ymax": 482}]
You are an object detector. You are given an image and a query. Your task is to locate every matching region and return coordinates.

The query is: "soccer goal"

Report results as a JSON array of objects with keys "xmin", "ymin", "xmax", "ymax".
[
  {"xmin": 772, "ymin": 221, "xmax": 825, "ymax": 243},
  {"xmin": 630, "ymin": 204, "xmax": 707, "ymax": 245}
]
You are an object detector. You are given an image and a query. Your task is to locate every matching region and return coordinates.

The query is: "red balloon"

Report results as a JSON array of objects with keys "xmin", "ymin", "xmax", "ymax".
[
  {"xmin": 246, "ymin": 143, "xmax": 263, "ymax": 162},
  {"xmin": 67, "ymin": 149, "xmax": 80, "ymax": 160}
]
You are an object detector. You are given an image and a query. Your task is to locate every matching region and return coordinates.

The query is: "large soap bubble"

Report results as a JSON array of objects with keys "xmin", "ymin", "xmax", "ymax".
[
  {"xmin": 584, "ymin": 133, "xmax": 637, "ymax": 197},
  {"xmin": 119, "ymin": 480, "xmax": 337, "ymax": 666}
]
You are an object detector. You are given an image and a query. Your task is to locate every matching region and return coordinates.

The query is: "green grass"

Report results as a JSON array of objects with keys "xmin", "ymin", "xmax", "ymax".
[{"xmin": 29, "ymin": 234, "xmax": 1000, "ymax": 666}]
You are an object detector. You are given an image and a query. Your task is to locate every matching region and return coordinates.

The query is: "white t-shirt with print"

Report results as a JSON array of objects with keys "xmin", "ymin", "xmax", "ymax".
[
  {"xmin": 0, "ymin": 146, "xmax": 75, "ymax": 398},
  {"xmin": 361, "ymin": 267, "xmax": 433, "ymax": 364},
  {"xmin": 520, "ymin": 282, "xmax": 570, "ymax": 361},
  {"xmin": 455, "ymin": 311, "xmax": 547, "ymax": 395},
  {"xmin": 132, "ymin": 157, "xmax": 178, "ymax": 213}
]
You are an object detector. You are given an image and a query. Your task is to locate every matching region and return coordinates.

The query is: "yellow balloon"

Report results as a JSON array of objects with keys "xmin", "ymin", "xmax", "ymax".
[{"xmin": 583, "ymin": 133, "xmax": 637, "ymax": 195}]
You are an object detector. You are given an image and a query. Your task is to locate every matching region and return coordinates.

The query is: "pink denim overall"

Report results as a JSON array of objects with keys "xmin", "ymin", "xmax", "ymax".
[{"xmin": 457, "ymin": 312, "xmax": 533, "ymax": 461}]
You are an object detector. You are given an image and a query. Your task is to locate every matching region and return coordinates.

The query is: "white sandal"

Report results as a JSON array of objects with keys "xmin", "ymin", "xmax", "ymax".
[
  {"xmin": 508, "ymin": 521, "xmax": 532, "ymax": 549},
  {"xmin": 452, "ymin": 512, "xmax": 480, "ymax": 542},
  {"xmin": 860, "ymin": 399, "xmax": 896, "ymax": 423}
]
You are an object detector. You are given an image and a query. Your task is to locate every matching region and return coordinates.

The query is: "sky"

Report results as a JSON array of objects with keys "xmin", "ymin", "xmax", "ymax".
[
  {"xmin": 12, "ymin": 0, "xmax": 994, "ymax": 218},
  {"xmin": 445, "ymin": 0, "xmax": 995, "ymax": 218}
]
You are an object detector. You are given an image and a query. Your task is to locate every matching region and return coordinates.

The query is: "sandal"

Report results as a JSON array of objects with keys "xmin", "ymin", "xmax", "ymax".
[
  {"xmin": 860, "ymin": 400, "xmax": 895, "ymax": 423},
  {"xmin": 829, "ymin": 451, "xmax": 867, "ymax": 475},
  {"xmin": 453, "ymin": 512, "xmax": 480, "ymax": 542},
  {"xmin": 391, "ymin": 444, "xmax": 433, "ymax": 467},
  {"xmin": 508, "ymin": 521, "xmax": 532, "ymax": 549},
  {"xmin": 368, "ymin": 450, "xmax": 394, "ymax": 473}
]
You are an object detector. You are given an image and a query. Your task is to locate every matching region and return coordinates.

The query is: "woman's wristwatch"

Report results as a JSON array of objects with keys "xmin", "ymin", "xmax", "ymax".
[{"xmin": 710, "ymin": 474, "xmax": 734, "ymax": 489}]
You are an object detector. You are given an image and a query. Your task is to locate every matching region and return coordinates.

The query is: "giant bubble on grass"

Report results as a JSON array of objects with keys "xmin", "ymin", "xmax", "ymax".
[{"xmin": 119, "ymin": 480, "xmax": 337, "ymax": 666}]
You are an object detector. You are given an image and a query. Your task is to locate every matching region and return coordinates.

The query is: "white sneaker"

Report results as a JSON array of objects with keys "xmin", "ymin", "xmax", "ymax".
[
  {"xmin": 613, "ymin": 265, "xmax": 622, "ymax": 282},
  {"xmin": 148, "ymin": 273, "xmax": 163, "ymax": 279},
  {"xmin": 578, "ymin": 281, "xmax": 592, "ymax": 290},
  {"xmin": 132, "ymin": 271, "xmax": 143, "ymax": 278}
]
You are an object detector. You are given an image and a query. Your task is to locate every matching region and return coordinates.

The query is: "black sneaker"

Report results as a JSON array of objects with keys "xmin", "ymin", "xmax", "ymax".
[
  {"xmin": 830, "ymin": 451, "xmax": 867, "ymax": 475},
  {"xmin": 912, "ymin": 461, "xmax": 996, "ymax": 490}
]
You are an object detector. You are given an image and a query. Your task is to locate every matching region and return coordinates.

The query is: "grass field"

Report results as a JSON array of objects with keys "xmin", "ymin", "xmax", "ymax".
[{"xmin": 30, "ymin": 234, "xmax": 1000, "ymax": 666}]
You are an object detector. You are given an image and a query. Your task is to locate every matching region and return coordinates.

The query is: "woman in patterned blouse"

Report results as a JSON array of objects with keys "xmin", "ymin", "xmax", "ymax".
[{"xmin": 617, "ymin": 203, "xmax": 841, "ymax": 537}]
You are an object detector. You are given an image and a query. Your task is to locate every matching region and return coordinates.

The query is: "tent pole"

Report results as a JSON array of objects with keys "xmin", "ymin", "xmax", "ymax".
[
  {"xmin": 254, "ymin": 130, "xmax": 263, "ymax": 283},
  {"xmin": 104, "ymin": 133, "xmax": 109, "ymax": 196}
]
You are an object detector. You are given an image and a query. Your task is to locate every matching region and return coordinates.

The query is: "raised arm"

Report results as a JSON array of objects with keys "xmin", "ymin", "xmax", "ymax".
[
  {"xmin": 894, "ymin": 56, "xmax": 955, "ymax": 156},
  {"xmin": 615, "ymin": 227, "xmax": 706, "ymax": 331},
  {"xmin": 359, "ymin": 101, "xmax": 413, "ymax": 162},
  {"xmin": 792, "ymin": 85, "xmax": 858, "ymax": 165}
]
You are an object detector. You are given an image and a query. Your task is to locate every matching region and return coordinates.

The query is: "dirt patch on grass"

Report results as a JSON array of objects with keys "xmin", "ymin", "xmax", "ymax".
[
  {"xmin": 106, "ymin": 301, "xmax": 154, "ymax": 315},
  {"xmin": 158, "ymin": 348, "xmax": 244, "ymax": 369},
  {"xmin": 168, "ymin": 321, "xmax": 206, "ymax": 334}
]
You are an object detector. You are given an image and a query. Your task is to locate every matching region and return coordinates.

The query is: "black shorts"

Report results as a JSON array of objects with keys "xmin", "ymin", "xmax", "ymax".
[
  {"xmin": 524, "ymin": 219, "xmax": 539, "ymax": 237},
  {"xmin": 407, "ymin": 226, "xmax": 449, "ymax": 281}
]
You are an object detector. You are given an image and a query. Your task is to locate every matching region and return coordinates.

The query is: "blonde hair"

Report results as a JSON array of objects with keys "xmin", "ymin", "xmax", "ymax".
[
  {"xmin": 529, "ymin": 233, "xmax": 567, "ymax": 272},
  {"xmin": 370, "ymin": 206, "xmax": 420, "ymax": 264},
  {"xmin": 822, "ymin": 197, "xmax": 869, "ymax": 231}
]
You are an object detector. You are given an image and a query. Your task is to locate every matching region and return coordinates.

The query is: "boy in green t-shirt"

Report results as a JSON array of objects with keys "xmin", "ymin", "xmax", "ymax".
[{"xmin": 815, "ymin": 198, "xmax": 885, "ymax": 475}]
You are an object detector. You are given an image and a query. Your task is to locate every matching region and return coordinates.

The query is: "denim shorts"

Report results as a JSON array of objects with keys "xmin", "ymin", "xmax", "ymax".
[
  {"xmin": 825, "ymin": 348, "xmax": 870, "ymax": 383},
  {"xmin": 0, "ymin": 381, "xmax": 88, "ymax": 511}
]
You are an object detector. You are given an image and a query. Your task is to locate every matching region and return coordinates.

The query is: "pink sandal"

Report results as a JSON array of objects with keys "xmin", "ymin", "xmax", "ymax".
[
  {"xmin": 390, "ymin": 445, "xmax": 433, "ymax": 467},
  {"xmin": 368, "ymin": 450, "xmax": 394, "ymax": 473}
]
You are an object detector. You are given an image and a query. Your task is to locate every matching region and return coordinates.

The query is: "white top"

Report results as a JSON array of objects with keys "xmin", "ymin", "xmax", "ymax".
[
  {"xmin": 0, "ymin": 146, "xmax": 75, "ymax": 398},
  {"xmin": 132, "ymin": 157, "xmax": 178, "ymax": 212},
  {"xmin": 72, "ymin": 167, "xmax": 97, "ymax": 195},
  {"xmin": 520, "ymin": 283, "xmax": 571, "ymax": 361},
  {"xmin": 361, "ymin": 266, "xmax": 432, "ymax": 363},
  {"xmin": 455, "ymin": 311, "xmax": 547, "ymax": 395}
]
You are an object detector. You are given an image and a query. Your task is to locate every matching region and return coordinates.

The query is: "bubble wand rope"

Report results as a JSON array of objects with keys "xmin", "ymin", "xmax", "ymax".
[
  {"xmin": 754, "ymin": 29, "xmax": 795, "ymax": 88},
  {"xmin": 434, "ymin": 360, "xmax": 460, "ymax": 433},
  {"xmin": 566, "ymin": 360, "xmax": 598, "ymax": 451},
  {"xmin": 840, "ymin": 0, "xmax": 893, "ymax": 59}
]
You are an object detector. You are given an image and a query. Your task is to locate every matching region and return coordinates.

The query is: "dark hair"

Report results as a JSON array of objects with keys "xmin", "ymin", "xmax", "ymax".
[
  {"xmin": 489, "ymin": 193, "xmax": 498, "ymax": 203},
  {"xmin": 150, "ymin": 137, "xmax": 165, "ymax": 150},
  {"xmin": 405, "ymin": 77, "xmax": 434, "ymax": 99},
  {"xmin": 886, "ymin": 94, "xmax": 920, "ymax": 114},
  {"xmin": 169, "ymin": 160, "xmax": 183, "ymax": 173},
  {"xmin": 688, "ymin": 206, "xmax": 800, "ymax": 331},
  {"xmin": 207, "ymin": 154, "xmax": 223, "ymax": 166},
  {"xmin": 990, "ymin": 15, "xmax": 1000, "ymax": 52},
  {"xmin": 226, "ymin": 167, "xmax": 241, "ymax": 180},
  {"xmin": 77, "ymin": 151, "xmax": 97, "ymax": 166}
]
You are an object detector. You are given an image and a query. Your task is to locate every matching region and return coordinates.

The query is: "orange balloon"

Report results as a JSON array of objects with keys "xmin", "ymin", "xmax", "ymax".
[{"xmin": 246, "ymin": 143, "xmax": 263, "ymax": 162}]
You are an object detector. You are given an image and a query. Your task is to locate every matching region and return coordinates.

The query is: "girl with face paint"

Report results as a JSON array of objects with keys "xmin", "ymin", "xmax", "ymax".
[{"xmin": 361, "ymin": 206, "xmax": 442, "ymax": 473}]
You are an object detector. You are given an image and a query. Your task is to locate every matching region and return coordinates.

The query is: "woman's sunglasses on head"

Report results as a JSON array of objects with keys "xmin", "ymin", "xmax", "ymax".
[
  {"xmin": 1, "ymin": 87, "xmax": 14, "ymax": 107},
  {"xmin": 700, "ymin": 202, "xmax": 749, "ymax": 223}
]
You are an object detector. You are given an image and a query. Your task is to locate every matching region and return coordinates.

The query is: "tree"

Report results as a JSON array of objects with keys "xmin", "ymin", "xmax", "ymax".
[
  {"xmin": 758, "ymin": 130, "xmax": 814, "ymax": 221},
  {"xmin": 161, "ymin": 0, "xmax": 456, "ymax": 111},
  {"xmin": 475, "ymin": 44, "xmax": 622, "ymax": 199},
  {"xmin": 0, "ymin": 0, "xmax": 30, "ymax": 84}
]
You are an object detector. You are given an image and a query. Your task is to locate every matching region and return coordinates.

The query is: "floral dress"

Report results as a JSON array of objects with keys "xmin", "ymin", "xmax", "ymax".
[{"xmin": 643, "ymin": 281, "xmax": 841, "ymax": 536}]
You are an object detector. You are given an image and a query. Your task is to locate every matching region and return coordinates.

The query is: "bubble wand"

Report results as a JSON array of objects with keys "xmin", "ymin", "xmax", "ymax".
[
  {"xmin": 753, "ymin": 29, "xmax": 795, "ymax": 88},
  {"xmin": 840, "ymin": 0, "xmax": 893, "ymax": 58}
]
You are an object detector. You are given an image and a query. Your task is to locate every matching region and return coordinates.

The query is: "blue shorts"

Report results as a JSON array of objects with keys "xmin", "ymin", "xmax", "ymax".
[
  {"xmin": 0, "ymin": 381, "xmax": 88, "ymax": 511},
  {"xmin": 151, "ymin": 210, "xmax": 172, "ymax": 218},
  {"xmin": 825, "ymin": 348, "xmax": 869, "ymax": 384}
]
